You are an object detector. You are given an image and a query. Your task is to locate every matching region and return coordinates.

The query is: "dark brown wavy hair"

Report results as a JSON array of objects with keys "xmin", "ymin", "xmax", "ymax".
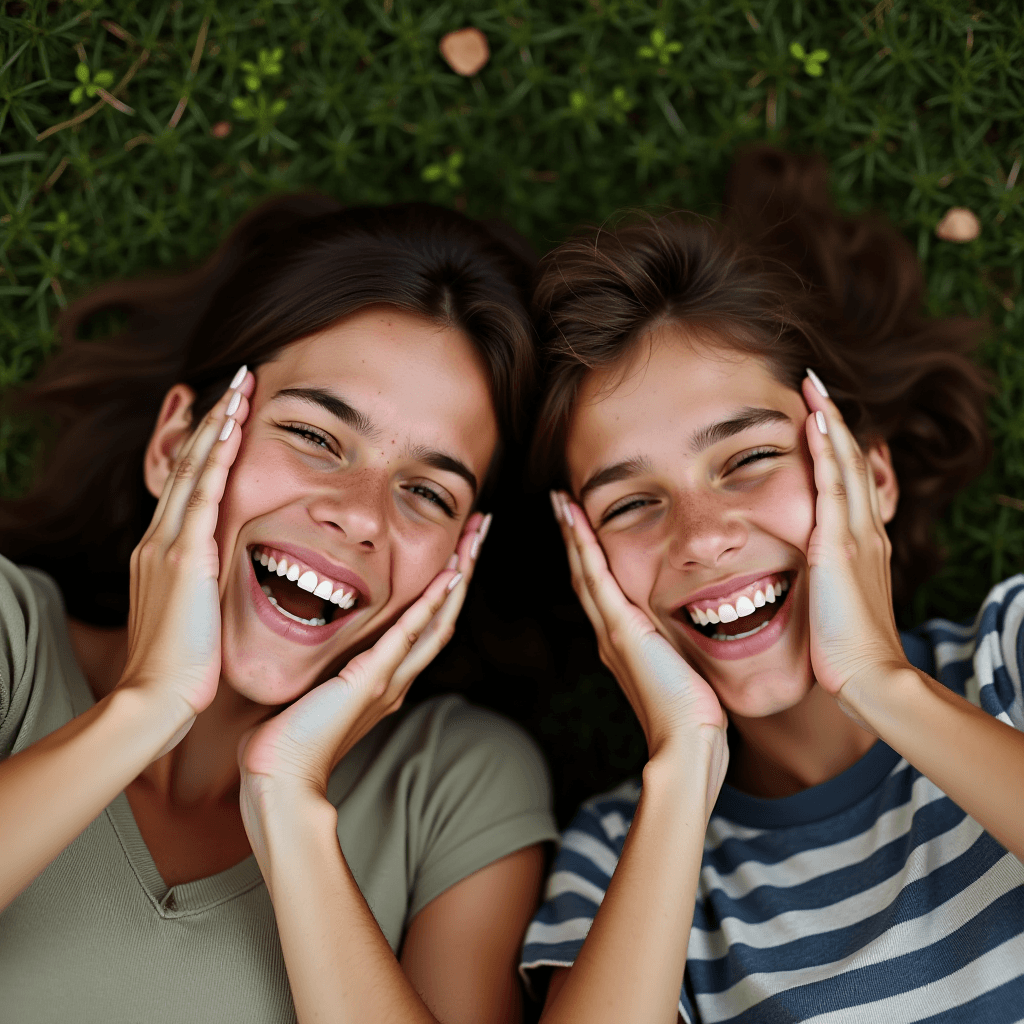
[
  {"xmin": 531, "ymin": 146, "xmax": 992, "ymax": 609},
  {"xmin": 1, "ymin": 197, "xmax": 537, "ymax": 626}
]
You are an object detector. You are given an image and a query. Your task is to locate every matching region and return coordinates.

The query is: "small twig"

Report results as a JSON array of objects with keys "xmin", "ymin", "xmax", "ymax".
[
  {"xmin": 50, "ymin": 278, "xmax": 66, "ymax": 307},
  {"xmin": 36, "ymin": 49, "xmax": 149, "ymax": 141},
  {"xmin": 1007, "ymin": 155, "xmax": 1021, "ymax": 192},
  {"xmin": 43, "ymin": 157, "xmax": 69, "ymax": 191},
  {"xmin": 996, "ymin": 494, "xmax": 1024, "ymax": 512},
  {"xmin": 95, "ymin": 88, "xmax": 134, "ymax": 115},
  {"xmin": 765, "ymin": 86, "xmax": 777, "ymax": 130},
  {"xmin": 74, "ymin": 42, "xmax": 87, "ymax": 63},
  {"xmin": 168, "ymin": 16, "xmax": 210, "ymax": 130},
  {"xmin": 124, "ymin": 134, "xmax": 153, "ymax": 151},
  {"xmin": 101, "ymin": 20, "xmax": 137, "ymax": 46}
]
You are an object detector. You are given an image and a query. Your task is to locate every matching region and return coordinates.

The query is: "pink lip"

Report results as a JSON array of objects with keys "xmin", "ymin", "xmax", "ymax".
[
  {"xmin": 677, "ymin": 570, "xmax": 788, "ymax": 609},
  {"xmin": 255, "ymin": 541, "xmax": 370, "ymax": 605},
  {"xmin": 245, "ymin": 553, "xmax": 361, "ymax": 647},
  {"xmin": 674, "ymin": 574, "xmax": 796, "ymax": 662}
]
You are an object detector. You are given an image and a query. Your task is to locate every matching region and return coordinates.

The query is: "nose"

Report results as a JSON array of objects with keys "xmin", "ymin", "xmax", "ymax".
[
  {"xmin": 666, "ymin": 492, "xmax": 747, "ymax": 570},
  {"xmin": 307, "ymin": 471, "xmax": 387, "ymax": 550}
]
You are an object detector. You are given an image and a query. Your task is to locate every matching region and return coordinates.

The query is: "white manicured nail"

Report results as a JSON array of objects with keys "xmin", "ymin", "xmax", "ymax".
[
  {"xmin": 806, "ymin": 368, "xmax": 829, "ymax": 398},
  {"xmin": 562, "ymin": 496, "xmax": 575, "ymax": 527},
  {"xmin": 229, "ymin": 365, "xmax": 247, "ymax": 390},
  {"xmin": 447, "ymin": 572, "xmax": 463, "ymax": 592},
  {"xmin": 816, "ymin": 410, "xmax": 828, "ymax": 435},
  {"xmin": 226, "ymin": 390, "xmax": 241, "ymax": 417},
  {"xmin": 219, "ymin": 418, "xmax": 235, "ymax": 441}
]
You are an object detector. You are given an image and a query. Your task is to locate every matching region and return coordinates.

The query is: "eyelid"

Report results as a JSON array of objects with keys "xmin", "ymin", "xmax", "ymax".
[
  {"xmin": 282, "ymin": 423, "xmax": 341, "ymax": 455},
  {"xmin": 404, "ymin": 480, "xmax": 457, "ymax": 518}
]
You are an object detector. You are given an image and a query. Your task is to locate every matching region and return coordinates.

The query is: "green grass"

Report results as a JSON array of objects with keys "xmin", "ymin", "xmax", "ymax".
[{"xmin": 2, "ymin": 0, "xmax": 1024, "ymax": 820}]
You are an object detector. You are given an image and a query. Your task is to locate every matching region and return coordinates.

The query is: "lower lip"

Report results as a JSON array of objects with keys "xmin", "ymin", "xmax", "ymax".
[
  {"xmin": 246, "ymin": 558, "xmax": 358, "ymax": 647},
  {"xmin": 677, "ymin": 583, "xmax": 795, "ymax": 661}
]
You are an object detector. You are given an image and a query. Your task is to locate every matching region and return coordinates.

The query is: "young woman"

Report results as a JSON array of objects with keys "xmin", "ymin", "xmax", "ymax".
[
  {"xmin": 519, "ymin": 147, "xmax": 1024, "ymax": 1023},
  {"xmin": 0, "ymin": 197, "xmax": 558, "ymax": 1023}
]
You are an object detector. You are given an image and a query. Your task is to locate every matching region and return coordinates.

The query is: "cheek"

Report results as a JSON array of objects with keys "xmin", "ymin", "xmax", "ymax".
[
  {"xmin": 603, "ymin": 534, "xmax": 661, "ymax": 612},
  {"xmin": 386, "ymin": 529, "xmax": 453, "ymax": 607},
  {"xmin": 759, "ymin": 466, "xmax": 816, "ymax": 554},
  {"xmin": 215, "ymin": 440, "xmax": 304, "ymax": 545}
]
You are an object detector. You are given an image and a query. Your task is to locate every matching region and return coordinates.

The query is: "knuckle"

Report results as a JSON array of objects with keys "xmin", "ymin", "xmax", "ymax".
[
  {"xmin": 830, "ymin": 481, "xmax": 848, "ymax": 502},
  {"xmin": 174, "ymin": 456, "xmax": 197, "ymax": 481},
  {"xmin": 404, "ymin": 629, "xmax": 420, "ymax": 650}
]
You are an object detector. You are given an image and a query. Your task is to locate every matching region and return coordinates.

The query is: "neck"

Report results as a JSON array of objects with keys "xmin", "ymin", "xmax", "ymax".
[
  {"xmin": 726, "ymin": 683, "xmax": 876, "ymax": 798},
  {"xmin": 66, "ymin": 615, "xmax": 275, "ymax": 807}
]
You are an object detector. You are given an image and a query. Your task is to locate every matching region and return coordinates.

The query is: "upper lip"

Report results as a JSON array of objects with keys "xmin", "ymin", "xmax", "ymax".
[
  {"xmin": 675, "ymin": 569, "xmax": 791, "ymax": 610},
  {"xmin": 252, "ymin": 542, "xmax": 371, "ymax": 604}
]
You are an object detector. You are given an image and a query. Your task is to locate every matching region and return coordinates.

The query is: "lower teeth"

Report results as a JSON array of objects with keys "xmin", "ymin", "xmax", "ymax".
[
  {"xmin": 712, "ymin": 619, "xmax": 772, "ymax": 642},
  {"xmin": 260, "ymin": 584, "xmax": 327, "ymax": 627}
]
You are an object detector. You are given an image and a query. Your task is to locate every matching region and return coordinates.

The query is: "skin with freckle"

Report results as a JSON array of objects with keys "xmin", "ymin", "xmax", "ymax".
[
  {"xmin": 567, "ymin": 327, "xmax": 820, "ymax": 719},
  {"xmin": 210, "ymin": 307, "xmax": 497, "ymax": 705}
]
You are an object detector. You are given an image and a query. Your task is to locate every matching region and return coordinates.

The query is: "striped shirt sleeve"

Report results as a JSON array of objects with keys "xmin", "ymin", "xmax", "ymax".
[{"xmin": 922, "ymin": 574, "xmax": 1024, "ymax": 730}]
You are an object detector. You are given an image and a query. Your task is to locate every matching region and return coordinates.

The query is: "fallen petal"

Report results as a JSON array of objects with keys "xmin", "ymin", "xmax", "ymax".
[
  {"xmin": 439, "ymin": 27, "xmax": 490, "ymax": 77},
  {"xmin": 210, "ymin": 121, "xmax": 232, "ymax": 138},
  {"xmin": 935, "ymin": 206, "xmax": 980, "ymax": 243}
]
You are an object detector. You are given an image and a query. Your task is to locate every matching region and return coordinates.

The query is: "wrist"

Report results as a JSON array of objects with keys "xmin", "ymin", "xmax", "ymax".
[
  {"xmin": 104, "ymin": 685, "xmax": 197, "ymax": 765},
  {"xmin": 837, "ymin": 663, "xmax": 924, "ymax": 734}
]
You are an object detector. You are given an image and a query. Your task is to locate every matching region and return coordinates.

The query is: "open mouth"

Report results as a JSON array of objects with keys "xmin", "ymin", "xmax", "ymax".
[
  {"xmin": 249, "ymin": 545, "xmax": 361, "ymax": 627},
  {"xmin": 681, "ymin": 572, "xmax": 792, "ymax": 642}
]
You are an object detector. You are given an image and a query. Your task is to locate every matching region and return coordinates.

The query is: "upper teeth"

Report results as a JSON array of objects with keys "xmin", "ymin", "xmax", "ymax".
[
  {"xmin": 687, "ymin": 578, "xmax": 788, "ymax": 626},
  {"xmin": 252, "ymin": 548, "xmax": 357, "ymax": 610}
]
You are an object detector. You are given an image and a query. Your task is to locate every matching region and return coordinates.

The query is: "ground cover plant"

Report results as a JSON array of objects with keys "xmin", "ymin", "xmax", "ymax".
[{"xmin": 2, "ymin": 0, "xmax": 1023, "ymax": 822}]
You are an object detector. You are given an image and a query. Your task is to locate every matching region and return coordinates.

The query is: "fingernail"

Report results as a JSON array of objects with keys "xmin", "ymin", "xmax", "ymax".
[
  {"xmin": 446, "ymin": 572, "xmax": 463, "ymax": 592},
  {"xmin": 446, "ymin": 554, "xmax": 459, "ymax": 570},
  {"xmin": 219, "ymin": 418, "xmax": 236, "ymax": 441},
  {"xmin": 815, "ymin": 410, "xmax": 828, "ymax": 435},
  {"xmin": 562, "ymin": 496, "xmax": 575, "ymax": 527},
  {"xmin": 226, "ymin": 390, "xmax": 241, "ymax": 417},
  {"xmin": 806, "ymin": 368, "xmax": 829, "ymax": 399},
  {"xmin": 229, "ymin": 365, "xmax": 247, "ymax": 390},
  {"xmin": 549, "ymin": 490, "xmax": 562, "ymax": 522}
]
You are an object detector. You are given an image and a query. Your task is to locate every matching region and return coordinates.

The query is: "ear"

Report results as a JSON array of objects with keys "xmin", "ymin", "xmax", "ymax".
[
  {"xmin": 864, "ymin": 439, "xmax": 899, "ymax": 524},
  {"xmin": 143, "ymin": 384, "xmax": 197, "ymax": 499}
]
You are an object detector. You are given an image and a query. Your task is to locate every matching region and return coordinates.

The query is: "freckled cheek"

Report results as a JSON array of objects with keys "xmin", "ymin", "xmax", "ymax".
[
  {"xmin": 603, "ymin": 536, "xmax": 661, "ymax": 614},
  {"xmin": 759, "ymin": 469, "xmax": 816, "ymax": 555},
  {"xmin": 214, "ymin": 444, "xmax": 306, "ymax": 553},
  {"xmin": 385, "ymin": 533, "xmax": 453, "ymax": 609}
]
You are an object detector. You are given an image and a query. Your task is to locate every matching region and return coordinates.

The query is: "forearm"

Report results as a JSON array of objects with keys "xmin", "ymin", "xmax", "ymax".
[
  {"xmin": 847, "ymin": 667, "xmax": 1024, "ymax": 858},
  {"xmin": 251, "ymin": 785, "xmax": 438, "ymax": 1024},
  {"xmin": 542, "ymin": 736, "xmax": 714, "ymax": 1024},
  {"xmin": 0, "ymin": 686, "xmax": 191, "ymax": 910}
]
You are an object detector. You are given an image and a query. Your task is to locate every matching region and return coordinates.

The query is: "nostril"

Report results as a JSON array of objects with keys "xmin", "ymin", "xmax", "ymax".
[{"xmin": 360, "ymin": 540, "xmax": 374, "ymax": 549}]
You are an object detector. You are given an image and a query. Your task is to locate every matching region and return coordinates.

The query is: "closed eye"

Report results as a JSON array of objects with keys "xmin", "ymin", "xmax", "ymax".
[
  {"xmin": 282, "ymin": 423, "xmax": 339, "ymax": 455},
  {"xmin": 731, "ymin": 448, "xmax": 782, "ymax": 470},
  {"xmin": 404, "ymin": 483, "xmax": 456, "ymax": 518},
  {"xmin": 600, "ymin": 496, "xmax": 657, "ymax": 526}
]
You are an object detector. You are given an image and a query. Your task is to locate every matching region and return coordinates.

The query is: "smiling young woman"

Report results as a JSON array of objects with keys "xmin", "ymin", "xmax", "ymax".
[
  {"xmin": 518, "ymin": 148, "xmax": 1024, "ymax": 1023},
  {"xmin": 0, "ymin": 197, "xmax": 558, "ymax": 1024}
]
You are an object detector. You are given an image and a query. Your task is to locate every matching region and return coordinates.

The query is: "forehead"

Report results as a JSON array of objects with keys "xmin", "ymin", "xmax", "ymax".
[
  {"xmin": 566, "ymin": 325, "xmax": 795, "ymax": 482},
  {"xmin": 259, "ymin": 306, "xmax": 498, "ymax": 467}
]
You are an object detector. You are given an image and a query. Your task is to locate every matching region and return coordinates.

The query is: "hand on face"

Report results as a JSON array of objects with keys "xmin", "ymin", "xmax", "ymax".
[
  {"xmin": 235, "ymin": 512, "xmax": 490, "ymax": 807},
  {"xmin": 802, "ymin": 372, "xmax": 910, "ymax": 724},
  {"xmin": 551, "ymin": 491, "xmax": 729, "ymax": 804},
  {"xmin": 118, "ymin": 367, "xmax": 253, "ymax": 728}
]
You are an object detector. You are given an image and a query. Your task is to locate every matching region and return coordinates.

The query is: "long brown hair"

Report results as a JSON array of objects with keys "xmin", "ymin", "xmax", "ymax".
[
  {"xmin": 1, "ymin": 197, "xmax": 536, "ymax": 625},
  {"xmin": 531, "ymin": 146, "xmax": 992, "ymax": 609}
]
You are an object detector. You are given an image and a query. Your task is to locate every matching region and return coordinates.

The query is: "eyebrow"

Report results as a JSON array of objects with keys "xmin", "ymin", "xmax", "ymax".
[
  {"xmin": 577, "ymin": 407, "xmax": 792, "ymax": 501},
  {"xmin": 272, "ymin": 387, "xmax": 478, "ymax": 497}
]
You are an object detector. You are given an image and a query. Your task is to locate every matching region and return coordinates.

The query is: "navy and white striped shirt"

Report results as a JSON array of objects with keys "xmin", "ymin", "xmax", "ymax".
[{"xmin": 521, "ymin": 577, "xmax": 1024, "ymax": 1023}]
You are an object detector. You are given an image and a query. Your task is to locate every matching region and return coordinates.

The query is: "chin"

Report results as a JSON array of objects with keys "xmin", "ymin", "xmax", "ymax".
[{"xmin": 710, "ymin": 663, "xmax": 815, "ymax": 720}]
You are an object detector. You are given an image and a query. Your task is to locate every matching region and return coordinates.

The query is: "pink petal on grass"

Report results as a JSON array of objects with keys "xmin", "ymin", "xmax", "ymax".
[
  {"xmin": 210, "ymin": 121, "xmax": 232, "ymax": 138},
  {"xmin": 935, "ymin": 207, "xmax": 980, "ymax": 243},
  {"xmin": 439, "ymin": 28, "xmax": 490, "ymax": 77}
]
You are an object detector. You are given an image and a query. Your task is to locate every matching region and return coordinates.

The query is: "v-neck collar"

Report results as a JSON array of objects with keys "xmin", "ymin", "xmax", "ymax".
[{"xmin": 29, "ymin": 568, "xmax": 267, "ymax": 916}]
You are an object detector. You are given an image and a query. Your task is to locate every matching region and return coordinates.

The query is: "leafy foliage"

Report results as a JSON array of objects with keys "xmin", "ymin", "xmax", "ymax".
[{"xmin": 1, "ymin": 0, "xmax": 1023, "ymax": 821}]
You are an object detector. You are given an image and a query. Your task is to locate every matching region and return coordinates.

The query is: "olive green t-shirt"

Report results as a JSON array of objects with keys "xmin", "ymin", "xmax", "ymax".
[{"xmin": 0, "ymin": 557, "xmax": 558, "ymax": 1023}]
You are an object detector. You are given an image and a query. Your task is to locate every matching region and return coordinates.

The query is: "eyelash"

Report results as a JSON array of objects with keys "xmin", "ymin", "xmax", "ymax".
[
  {"xmin": 283, "ymin": 424, "xmax": 338, "ymax": 455},
  {"xmin": 732, "ymin": 447, "xmax": 782, "ymax": 469},
  {"xmin": 283, "ymin": 425, "xmax": 455, "ymax": 518}
]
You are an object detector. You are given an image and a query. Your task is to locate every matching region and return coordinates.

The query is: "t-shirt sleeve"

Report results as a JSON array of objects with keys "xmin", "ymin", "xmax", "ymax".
[
  {"xmin": 920, "ymin": 575, "xmax": 1024, "ymax": 731},
  {"xmin": 0, "ymin": 554, "xmax": 40, "ymax": 759},
  {"xmin": 406, "ymin": 697, "xmax": 559, "ymax": 921}
]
